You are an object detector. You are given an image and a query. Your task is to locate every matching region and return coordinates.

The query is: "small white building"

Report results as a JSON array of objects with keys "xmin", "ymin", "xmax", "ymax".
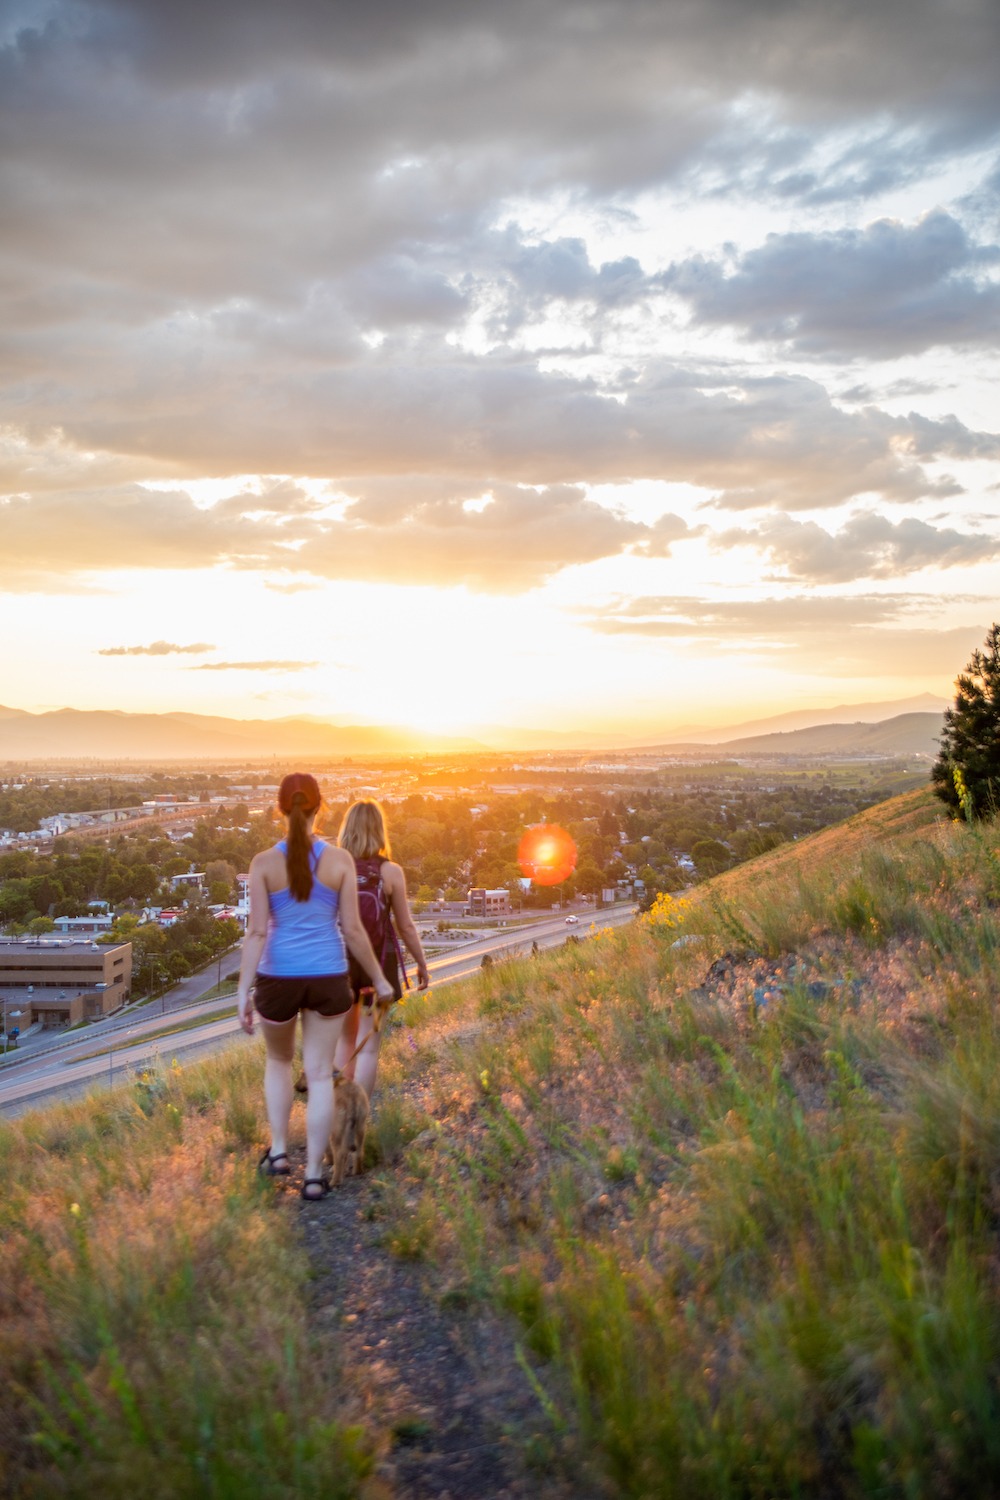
[{"xmin": 52, "ymin": 914, "xmax": 114, "ymax": 935}]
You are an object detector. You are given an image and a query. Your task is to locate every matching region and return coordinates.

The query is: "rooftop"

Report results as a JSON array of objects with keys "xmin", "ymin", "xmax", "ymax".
[{"xmin": 0, "ymin": 938, "xmax": 130, "ymax": 957}]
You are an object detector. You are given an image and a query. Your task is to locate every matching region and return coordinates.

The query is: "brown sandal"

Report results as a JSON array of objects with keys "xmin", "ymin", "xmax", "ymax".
[
  {"xmin": 258, "ymin": 1149, "xmax": 291, "ymax": 1177},
  {"xmin": 300, "ymin": 1175, "xmax": 331, "ymax": 1200}
]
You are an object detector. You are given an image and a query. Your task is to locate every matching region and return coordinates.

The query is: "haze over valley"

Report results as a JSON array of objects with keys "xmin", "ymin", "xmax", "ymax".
[{"xmin": 0, "ymin": 694, "xmax": 948, "ymax": 761}]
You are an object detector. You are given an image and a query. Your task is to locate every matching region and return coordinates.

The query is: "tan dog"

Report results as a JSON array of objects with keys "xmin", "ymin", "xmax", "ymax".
[
  {"xmin": 326, "ymin": 1076, "xmax": 370, "ymax": 1185},
  {"xmin": 295, "ymin": 991, "xmax": 394, "ymax": 1095}
]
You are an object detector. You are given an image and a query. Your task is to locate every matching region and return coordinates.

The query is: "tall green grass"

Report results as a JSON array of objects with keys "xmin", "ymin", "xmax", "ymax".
[
  {"xmin": 0, "ymin": 1049, "xmax": 372, "ymax": 1500},
  {"xmin": 7, "ymin": 791, "xmax": 1000, "ymax": 1497},
  {"xmin": 383, "ymin": 796, "xmax": 1000, "ymax": 1496}
]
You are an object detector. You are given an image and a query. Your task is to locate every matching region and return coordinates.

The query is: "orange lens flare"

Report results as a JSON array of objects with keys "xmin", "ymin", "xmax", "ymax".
[{"xmin": 517, "ymin": 824, "xmax": 577, "ymax": 886}]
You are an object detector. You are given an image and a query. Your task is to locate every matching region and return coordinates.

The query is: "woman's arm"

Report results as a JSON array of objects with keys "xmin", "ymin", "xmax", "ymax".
[
  {"xmin": 330, "ymin": 849, "xmax": 395, "ymax": 1000},
  {"xmin": 236, "ymin": 855, "xmax": 270, "ymax": 1034},
  {"xmin": 385, "ymin": 863, "xmax": 430, "ymax": 990}
]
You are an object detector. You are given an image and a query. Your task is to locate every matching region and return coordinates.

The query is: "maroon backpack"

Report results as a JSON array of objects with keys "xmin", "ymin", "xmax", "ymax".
[
  {"xmin": 354, "ymin": 856, "xmax": 408, "ymax": 988},
  {"xmin": 354, "ymin": 856, "xmax": 392, "ymax": 961}
]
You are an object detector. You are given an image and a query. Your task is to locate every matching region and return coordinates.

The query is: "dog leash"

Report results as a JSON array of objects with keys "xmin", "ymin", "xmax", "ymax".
[{"xmin": 335, "ymin": 988, "xmax": 394, "ymax": 1076}]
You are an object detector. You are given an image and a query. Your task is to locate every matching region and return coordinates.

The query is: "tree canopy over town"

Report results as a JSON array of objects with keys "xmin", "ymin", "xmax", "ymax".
[{"xmin": 0, "ymin": 759, "xmax": 919, "ymax": 931}]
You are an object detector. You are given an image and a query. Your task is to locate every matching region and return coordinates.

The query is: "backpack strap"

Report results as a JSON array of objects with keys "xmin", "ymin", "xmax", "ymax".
[
  {"xmin": 388, "ymin": 918, "xmax": 410, "ymax": 991},
  {"xmin": 376, "ymin": 859, "xmax": 409, "ymax": 991}
]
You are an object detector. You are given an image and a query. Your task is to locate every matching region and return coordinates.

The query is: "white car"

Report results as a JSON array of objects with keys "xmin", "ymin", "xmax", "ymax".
[{"xmin": 564, "ymin": 915, "xmax": 579, "ymax": 924}]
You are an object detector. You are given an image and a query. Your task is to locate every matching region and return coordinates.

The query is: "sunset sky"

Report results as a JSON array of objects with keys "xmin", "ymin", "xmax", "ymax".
[{"xmin": 1, "ymin": 0, "xmax": 998, "ymax": 740}]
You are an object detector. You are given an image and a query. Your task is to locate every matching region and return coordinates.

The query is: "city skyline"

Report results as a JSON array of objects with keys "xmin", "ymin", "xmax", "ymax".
[{"xmin": 1, "ymin": 0, "xmax": 998, "ymax": 739}]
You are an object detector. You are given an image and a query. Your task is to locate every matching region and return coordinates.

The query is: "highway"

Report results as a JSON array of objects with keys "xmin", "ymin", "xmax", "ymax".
[{"xmin": 0, "ymin": 906, "xmax": 637, "ymax": 1117}]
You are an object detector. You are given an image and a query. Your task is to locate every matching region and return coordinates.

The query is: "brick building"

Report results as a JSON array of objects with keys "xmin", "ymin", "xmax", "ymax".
[{"xmin": 0, "ymin": 939, "xmax": 132, "ymax": 1029}]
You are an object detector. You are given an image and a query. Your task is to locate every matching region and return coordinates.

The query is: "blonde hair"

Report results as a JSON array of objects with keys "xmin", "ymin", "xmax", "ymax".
[{"xmin": 338, "ymin": 799, "xmax": 391, "ymax": 861}]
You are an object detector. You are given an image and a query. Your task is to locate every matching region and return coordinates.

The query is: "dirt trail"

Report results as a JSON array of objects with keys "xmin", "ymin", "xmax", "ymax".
[{"xmin": 291, "ymin": 1159, "xmax": 578, "ymax": 1500}]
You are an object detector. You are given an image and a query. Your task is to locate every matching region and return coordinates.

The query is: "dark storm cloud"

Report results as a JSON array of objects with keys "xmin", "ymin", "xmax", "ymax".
[
  {"xmin": 714, "ymin": 512, "xmax": 1000, "ymax": 583},
  {"xmin": 665, "ymin": 213, "xmax": 1000, "ymax": 358}
]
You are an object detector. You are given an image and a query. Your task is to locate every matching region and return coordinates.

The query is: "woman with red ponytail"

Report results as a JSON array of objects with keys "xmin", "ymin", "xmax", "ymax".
[{"xmin": 237, "ymin": 772, "xmax": 394, "ymax": 1200}]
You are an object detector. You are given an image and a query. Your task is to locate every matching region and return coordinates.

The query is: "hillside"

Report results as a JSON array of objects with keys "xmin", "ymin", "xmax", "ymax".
[
  {"xmin": 3, "ymin": 786, "xmax": 1000, "ymax": 1497},
  {"xmin": 718, "ymin": 709, "xmax": 943, "ymax": 757},
  {"xmin": 657, "ymin": 711, "xmax": 944, "ymax": 759},
  {"xmin": 646, "ymin": 692, "xmax": 948, "ymax": 746}
]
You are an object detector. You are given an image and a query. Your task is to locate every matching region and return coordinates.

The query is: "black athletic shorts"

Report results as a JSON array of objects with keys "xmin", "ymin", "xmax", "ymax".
[
  {"xmin": 348, "ymin": 946, "xmax": 401, "ymax": 1004},
  {"xmin": 253, "ymin": 972, "xmax": 354, "ymax": 1023}
]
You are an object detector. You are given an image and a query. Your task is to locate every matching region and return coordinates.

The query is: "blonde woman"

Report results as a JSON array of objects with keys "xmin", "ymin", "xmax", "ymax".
[{"xmin": 335, "ymin": 799, "xmax": 430, "ymax": 1099}]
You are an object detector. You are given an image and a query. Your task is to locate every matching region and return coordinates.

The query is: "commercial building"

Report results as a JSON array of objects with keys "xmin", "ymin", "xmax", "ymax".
[
  {"xmin": 0, "ymin": 938, "xmax": 132, "ymax": 1029},
  {"xmin": 467, "ymin": 887, "xmax": 510, "ymax": 917}
]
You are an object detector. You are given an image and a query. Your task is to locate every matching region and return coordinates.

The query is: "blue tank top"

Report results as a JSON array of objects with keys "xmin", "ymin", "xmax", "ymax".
[{"xmin": 258, "ymin": 838, "xmax": 347, "ymax": 977}]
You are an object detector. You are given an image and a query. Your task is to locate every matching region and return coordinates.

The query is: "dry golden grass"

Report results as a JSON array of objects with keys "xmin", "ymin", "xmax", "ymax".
[
  {"xmin": 6, "ymin": 786, "xmax": 1000, "ymax": 1498},
  {"xmin": 371, "ymin": 789, "xmax": 1000, "ymax": 1497},
  {"xmin": 0, "ymin": 1049, "xmax": 373, "ymax": 1499}
]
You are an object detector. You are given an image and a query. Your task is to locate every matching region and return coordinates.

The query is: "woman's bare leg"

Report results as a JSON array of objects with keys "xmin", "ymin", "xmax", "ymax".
[
  {"xmin": 301, "ymin": 1008, "xmax": 346, "ymax": 1185},
  {"xmin": 333, "ymin": 999, "xmax": 360, "ymax": 1079},
  {"xmin": 351, "ymin": 1005, "xmax": 383, "ymax": 1101},
  {"xmin": 260, "ymin": 1016, "xmax": 297, "ymax": 1158}
]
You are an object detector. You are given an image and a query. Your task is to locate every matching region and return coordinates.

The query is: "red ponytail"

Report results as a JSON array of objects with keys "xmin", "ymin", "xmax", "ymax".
[{"xmin": 278, "ymin": 773, "xmax": 321, "ymax": 902}]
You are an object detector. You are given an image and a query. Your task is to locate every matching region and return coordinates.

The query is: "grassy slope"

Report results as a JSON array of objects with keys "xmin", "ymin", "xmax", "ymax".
[{"xmin": 4, "ymin": 785, "xmax": 1000, "ymax": 1497}]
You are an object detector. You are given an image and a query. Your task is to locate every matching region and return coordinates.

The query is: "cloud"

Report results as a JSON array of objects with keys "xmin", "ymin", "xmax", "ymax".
[
  {"xmin": 1, "ymin": 5, "xmax": 997, "ymax": 394},
  {"xmin": 1, "ymin": 364, "xmax": 995, "ymax": 595},
  {"xmin": 4, "ymin": 360, "xmax": 994, "ymax": 578},
  {"xmin": 664, "ymin": 212, "xmax": 1000, "ymax": 358},
  {"xmin": 97, "ymin": 640, "xmax": 215, "ymax": 656},
  {"xmin": 591, "ymin": 593, "xmax": 914, "ymax": 635},
  {"xmin": 1, "ymin": 0, "xmax": 999, "ymax": 625},
  {"xmin": 319, "ymin": 480, "xmax": 689, "ymax": 589},
  {"xmin": 0, "ymin": 474, "xmax": 695, "ymax": 591},
  {"xmin": 585, "ymin": 593, "xmax": 988, "ymax": 675},
  {"xmin": 5, "ymin": 2, "xmax": 997, "ymax": 219},
  {"xmin": 189, "ymin": 660, "xmax": 318, "ymax": 672},
  {"xmin": 714, "ymin": 511, "xmax": 1000, "ymax": 583}
]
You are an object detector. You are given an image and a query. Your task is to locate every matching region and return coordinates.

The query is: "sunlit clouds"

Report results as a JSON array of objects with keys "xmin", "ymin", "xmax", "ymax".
[{"xmin": 1, "ymin": 0, "xmax": 999, "ymax": 734}]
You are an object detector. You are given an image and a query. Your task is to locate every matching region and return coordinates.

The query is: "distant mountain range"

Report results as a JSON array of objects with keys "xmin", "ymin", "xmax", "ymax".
[
  {"xmin": 0, "ymin": 695, "xmax": 947, "ymax": 761},
  {"xmin": 0, "ymin": 706, "xmax": 483, "ymax": 761},
  {"xmin": 641, "ymin": 693, "xmax": 948, "ymax": 747},
  {"xmin": 697, "ymin": 712, "xmax": 943, "ymax": 758}
]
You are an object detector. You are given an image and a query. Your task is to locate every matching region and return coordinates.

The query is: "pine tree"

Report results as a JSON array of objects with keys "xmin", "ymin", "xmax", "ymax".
[{"xmin": 932, "ymin": 624, "xmax": 1000, "ymax": 817}]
